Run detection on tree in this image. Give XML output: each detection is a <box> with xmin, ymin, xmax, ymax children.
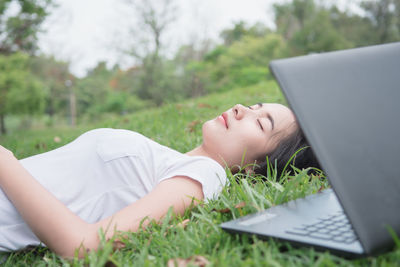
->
<box><xmin>0</xmin><ymin>53</ymin><xmax>46</xmax><ymax>134</ymax></box>
<box><xmin>220</xmin><ymin>21</ymin><xmax>270</xmax><ymax>46</ymax></box>
<box><xmin>173</xmin><ymin>43</ymin><xmax>213</xmax><ymax>98</ymax></box>
<box><xmin>329</xmin><ymin>6</ymin><xmax>377</xmax><ymax>47</ymax></box>
<box><xmin>0</xmin><ymin>0</ymin><xmax>54</xmax><ymax>55</ymax></box>
<box><xmin>30</xmin><ymin>55</ymin><xmax>72</xmax><ymax>119</ymax></box>
<box><xmin>74</xmin><ymin>63</ymin><xmax>152</xmax><ymax>117</ymax></box>
<box><xmin>272</xmin><ymin>0</ymin><xmax>400</xmax><ymax>53</ymax></box>
<box><xmin>74</xmin><ymin>62</ymin><xmax>115</xmax><ymax>116</ymax></box>
<box><xmin>0</xmin><ymin>0</ymin><xmax>53</xmax><ymax>133</ymax></box>
<box><xmin>273</xmin><ymin>0</ymin><xmax>352</xmax><ymax>55</ymax></box>
<box><xmin>273</xmin><ymin>0</ymin><xmax>315</xmax><ymax>41</ymax></box>
<box><xmin>289</xmin><ymin>9</ymin><xmax>352</xmax><ymax>54</ymax></box>
<box><xmin>360</xmin><ymin>0</ymin><xmax>400</xmax><ymax>43</ymax></box>
<box><xmin>203</xmin><ymin>34</ymin><xmax>289</xmax><ymax>92</ymax></box>
<box><xmin>123</xmin><ymin>0</ymin><xmax>179</xmax><ymax>105</ymax></box>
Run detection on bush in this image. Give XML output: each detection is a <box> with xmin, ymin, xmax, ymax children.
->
<box><xmin>201</xmin><ymin>34</ymin><xmax>289</xmax><ymax>92</ymax></box>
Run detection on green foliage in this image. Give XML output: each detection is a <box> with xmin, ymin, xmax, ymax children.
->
<box><xmin>273</xmin><ymin>0</ymin><xmax>400</xmax><ymax>55</ymax></box>
<box><xmin>203</xmin><ymin>45</ymin><xmax>227</xmax><ymax>62</ymax></box>
<box><xmin>203</xmin><ymin>34</ymin><xmax>288</xmax><ymax>92</ymax></box>
<box><xmin>29</xmin><ymin>55</ymin><xmax>72</xmax><ymax>117</ymax></box>
<box><xmin>361</xmin><ymin>0</ymin><xmax>400</xmax><ymax>43</ymax></box>
<box><xmin>102</xmin><ymin>91</ymin><xmax>153</xmax><ymax>114</ymax></box>
<box><xmin>178</xmin><ymin>60</ymin><xmax>209</xmax><ymax>98</ymax></box>
<box><xmin>290</xmin><ymin>9</ymin><xmax>353</xmax><ymax>54</ymax></box>
<box><xmin>220</xmin><ymin>21</ymin><xmax>270</xmax><ymax>46</ymax></box>
<box><xmin>273</xmin><ymin>0</ymin><xmax>353</xmax><ymax>55</ymax></box>
<box><xmin>0</xmin><ymin>52</ymin><xmax>46</xmax><ymax>134</ymax></box>
<box><xmin>273</xmin><ymin>0</ymin><xmax>316</xmax><ymax>40</ymax></box>
<box><xmin>135</xmin><ymin>55</ymin><xmax>184</xmax><ymax>106</ymax></box>
<box><xmin>73</xmin><ymin>62</ymin><xmax>156</xmax><ymax>120</ymax></box>
<box><xmin>75</xmin><ymin>62</ymin><xmax>116</xmax><ymax>116</ymax></box>
<box><xmin>329</xmin><ymin>6</ymin><xmax>377</xmax><ymax>47</ymax></box>
<box><xmin>0</xmin><ymin>0</ymin><xmax>54</xmax><ymax>55</ymax></box>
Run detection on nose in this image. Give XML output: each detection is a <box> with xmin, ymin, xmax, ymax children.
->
<box><xmin>233</xmin><ymin>104</ymin><xmax>248</xmax><ymax>120</ymax></box>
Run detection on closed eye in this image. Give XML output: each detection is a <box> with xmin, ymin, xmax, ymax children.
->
<box><xmin>248</xmin><ymin>104</ymin><xmax>274</xmax><ymax>131</ymax></box>
<box><xmin>257</xmin><ymin>119</ymin><xmax>264</xmax><ymax>131</ymax></box>
<box><xmin>248</xmin><ymin>106</ymin><xmax>264</xmax><ymax>131</ymax></box>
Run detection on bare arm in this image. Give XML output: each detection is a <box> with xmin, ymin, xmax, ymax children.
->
<box><xmin>0</xmin><ymin>145</ymin><xmax>203</xmax><ymax>258</ymax></box>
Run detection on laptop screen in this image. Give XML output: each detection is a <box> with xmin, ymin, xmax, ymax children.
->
<box><xmin>269</xmin><ymin>42</ymin><xmax>400</xmax><ymax>254</ymax></box>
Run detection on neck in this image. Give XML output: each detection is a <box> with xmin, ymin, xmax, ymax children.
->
<box><xmin>186</xmin><ymin>145</ymin><xmax>226</xmax><ymax>168</ymax></box>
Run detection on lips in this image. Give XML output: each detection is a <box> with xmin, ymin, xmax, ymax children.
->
<box><xmin>219</xmin><ymin>112</ymin><xmax>228</xmax><ymax>129</ymax></box>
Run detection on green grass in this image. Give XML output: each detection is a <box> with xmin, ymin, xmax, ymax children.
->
<box><xmin>1</xmin><ymin>81</ymin><xmax>399</xmax><ymax>266</ymax></box>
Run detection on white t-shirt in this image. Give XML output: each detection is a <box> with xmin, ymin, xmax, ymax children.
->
<box><xmin>0</xmin><ymin>128</ymin><xmax>227</xmax><ymax>252</ymax></box>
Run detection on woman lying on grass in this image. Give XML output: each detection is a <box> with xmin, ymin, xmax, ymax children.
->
<box><xmin>0</xmin><ymin>103</ymin><xmax>319</xmax><ymax>258</ymax></box>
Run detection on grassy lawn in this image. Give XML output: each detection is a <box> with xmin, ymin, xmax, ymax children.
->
<box><xmin>1</xmin><ymin>81</ymin><xmax>399</xmax><ymax>266</ymax></box>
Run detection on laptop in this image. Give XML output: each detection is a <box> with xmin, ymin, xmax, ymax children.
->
<box><xmin>220</xmin><ymin>42</ymin><xmax>400</xmax><ymax>257</ymax></box>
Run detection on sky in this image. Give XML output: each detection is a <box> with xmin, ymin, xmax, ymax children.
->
<box><xmin>38</xmin><ymin>0</ymin><xmax>276</xmax><ymax>77</ymax></box>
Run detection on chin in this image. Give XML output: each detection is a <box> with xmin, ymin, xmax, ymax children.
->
<box><xmin>201</xmin><ymin>120</ymin><xmax>213</xmax><ymax>143</ymax></box>
<box><xmin>202</xmin><ymin>121</ymin><xmax>224</xmax><ymax>149</ymax></box>
<box><xmin>202</xmin><ymin>119</ymin><xmax>215</xmax><ymax>135</ymax></box>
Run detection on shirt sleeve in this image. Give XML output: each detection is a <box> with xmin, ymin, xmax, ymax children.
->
<box><xmin>158</xmin><ymin>157</ymin><xmax>227</xmax><ymax>201</ymax></box>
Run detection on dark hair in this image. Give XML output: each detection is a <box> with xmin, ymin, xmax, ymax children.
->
<box><xmin>254</xmin><ymin>124</ymin><xmax>321</xmax><ymax>179</ymax></box>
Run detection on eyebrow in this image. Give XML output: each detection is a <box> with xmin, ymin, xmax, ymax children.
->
<box><xmin>257</xmin><ymin>103</ymin><xmax>274</xmax><ymax>130</ymax></box>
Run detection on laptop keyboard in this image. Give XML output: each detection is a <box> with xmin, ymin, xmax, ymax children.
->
<box><xmin>285</xmin><ymin>211</ymin><xmax>358</xmax><ymax>244</ymax></box>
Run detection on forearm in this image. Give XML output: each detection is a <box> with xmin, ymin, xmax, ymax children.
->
<box><xmin>0</xmin><ymin>153</ymin><xmax>97</xmax><ymax>257</ymax></box>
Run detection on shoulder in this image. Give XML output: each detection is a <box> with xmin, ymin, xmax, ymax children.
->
<box><xmin>158</xmin><ymin>156</ymin><xmax>227</xmax><ymax>201</ymax></box>
<box><xmin>93</xmin><ymin>128</ymin><xmax>164</xmax><ymax>160</ymax></box>
<box><xmin>78</xmin><ymin>128</ymin><xmax>154</xmax><ymax>148</ymax></box>
<box><xmin>79</xmin><ymin>128</ymin><xmax>144</xmax><ymax>140</ymax></box>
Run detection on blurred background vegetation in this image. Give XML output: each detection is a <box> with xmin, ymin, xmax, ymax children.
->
<box><xmin>0</xmin><ymin>0</ymin><xmax>399</xmax><ymax>135</ymax></box>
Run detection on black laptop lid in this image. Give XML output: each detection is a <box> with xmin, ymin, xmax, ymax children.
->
<box><xmin>269</xmin><ymin>42</ymin><xmax>400</xmax><ymax>254</ymax></box>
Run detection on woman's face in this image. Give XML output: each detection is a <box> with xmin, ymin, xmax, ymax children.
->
<box><xmin>202</xmin><ymin>103</ymin><xmax>296</xmax><ymax>168</ymax></box>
